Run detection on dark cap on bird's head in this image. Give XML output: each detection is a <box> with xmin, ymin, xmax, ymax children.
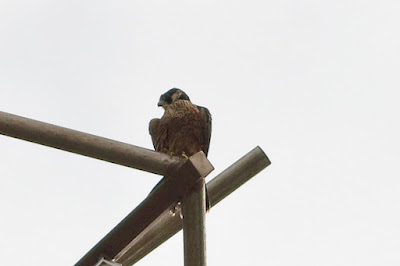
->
<box><xmin>158</xmin><ymin>88</ymin><xmax>190</xmax><ymax>109</ymax></box>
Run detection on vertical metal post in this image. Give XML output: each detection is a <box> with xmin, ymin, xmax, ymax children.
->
<box><xmin>182</xmin><ymin>179</ymin><xmax>206</xmax><ymax>266</ymax></box>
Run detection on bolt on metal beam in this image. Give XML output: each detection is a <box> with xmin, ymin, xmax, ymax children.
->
<box><xmin>0</xmin><ymin>111</ymin><xmax>175</xmax><ymax>175</ymax></box>
<box><xmin>114</xmin><ymin>146</ymin><xmax>271</xmax><ymax>265</ymax></box>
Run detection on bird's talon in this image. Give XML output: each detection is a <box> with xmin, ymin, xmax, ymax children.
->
<box><xmin>181</xmin><ymin>151</ymin><xmax>189</xmax><ymax>159</ymax></box>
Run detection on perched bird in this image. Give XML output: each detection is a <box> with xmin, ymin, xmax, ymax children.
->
<box><xmin>149</xmin><ymin>88</ymin><xmax>212</xmax><ymax>211</ymax></box>
<box><xmin>149</xmin><ymin>88</ymin><xmax>211</xmax><ymax>158</ymax></box>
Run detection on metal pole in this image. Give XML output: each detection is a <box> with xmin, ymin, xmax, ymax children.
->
<box><xmin>113</xmin><ymin>203</ymin><xmax>183</xmax><ymax>264</ymax></box>
<box><xmin>114</xmin><ymin>146</ymin><xmax>271</xmax><ymax>265</ymax></box>
<box><xmin>207</xmin><ymin>146</ymin><xmax>271</xmax><ymax>206</ymax></box>
<box><xmin>0</xmin><ymin>111</ymin><xmax>175</xmax><ymax>175</ymax></box>
<box><xmin>182</xmin><ymin>179</ymin><xmax>206</xmax><ymax>266</ymax></box>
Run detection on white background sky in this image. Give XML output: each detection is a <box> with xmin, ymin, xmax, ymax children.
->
<box><xmin>1</xmin><ymin>1</ymin><xmax>400</xmax><ymax>265</ymax></box>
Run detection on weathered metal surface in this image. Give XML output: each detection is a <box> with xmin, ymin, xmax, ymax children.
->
<box><xmin>207</xmin><ymin>146</ymin><xmax>271</xmax><ymax>206</ymax></box>
<box><xmin>75</xmin><ymin>152</ymin><xmax>213</xmax><ymax>266</ymax></box>
<box><xmin>0</xmin><ymin>111</ymin><xmax>175</xmax><ymax>175</ymax></box>
<box><xmin>114</xmin><ymin>146</ymin><xmax>271</xmax><ymax>265</ymax></box>
<box><xmin>0</xmin><ymin>111</ymin><xmax>271</xmax><ymax>266</ymax></box>
<box><xmin>182</xmin><ymin>179</ymin><xmax>207</xmax><ymax>266</ymax></box>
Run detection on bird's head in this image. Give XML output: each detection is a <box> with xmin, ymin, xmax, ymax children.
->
<box><xmin>157</xmin><ymin>88</ymin><xmax>190</xmax><ymax>110</ymax></box>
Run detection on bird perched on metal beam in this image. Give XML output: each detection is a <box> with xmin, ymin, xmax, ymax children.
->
<box><xmin>149</xmin><ymin>88</ymin><xmax>211</xmax><ymax>159</ymax></box>
<box><xmin>149</xmin><ymin>88</ymin><xmax>212</xmax><ymax>211</ymax></box>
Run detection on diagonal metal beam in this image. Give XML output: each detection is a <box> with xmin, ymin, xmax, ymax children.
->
<box><xmin>0</xmin><ymin>111</ymin><xmax>176</xmax><ymax>175</ymax></box>
<box><xmin>114</xmin><ymin>146</ymin><xmax>271</xmax><ymax>265</ymax></box>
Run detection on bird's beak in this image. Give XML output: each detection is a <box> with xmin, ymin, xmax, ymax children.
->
<box><xmin>157</xmin><ymin>100</ymin><xmax>165</xmax><ymax>107</ymax></box>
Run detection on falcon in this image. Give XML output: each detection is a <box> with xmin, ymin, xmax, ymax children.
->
<box><xmin>149</xmin><ymin>88</ymin><xmax>212</xmax><ymax>210</ymax></box>
<box><xmin>149</xmin><ymin>88</ymin><xmax>211</xmax><ymax>158</ymax></box>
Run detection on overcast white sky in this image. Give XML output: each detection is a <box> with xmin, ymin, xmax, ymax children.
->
<box><xmin>1</xmin><ymin>1</ymin><xmax>400</xmax><ymax>265</ymax></box>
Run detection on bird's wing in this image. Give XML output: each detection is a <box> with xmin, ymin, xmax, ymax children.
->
<box><xmin>149</xmin><ymin>118</ymin><xmax>160</xmax><ymax>150</ymax></box>
<box><xmin>197</xmin><ymin>105</ymin><xmax>212</xmax><ymax>156</ymax></box>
